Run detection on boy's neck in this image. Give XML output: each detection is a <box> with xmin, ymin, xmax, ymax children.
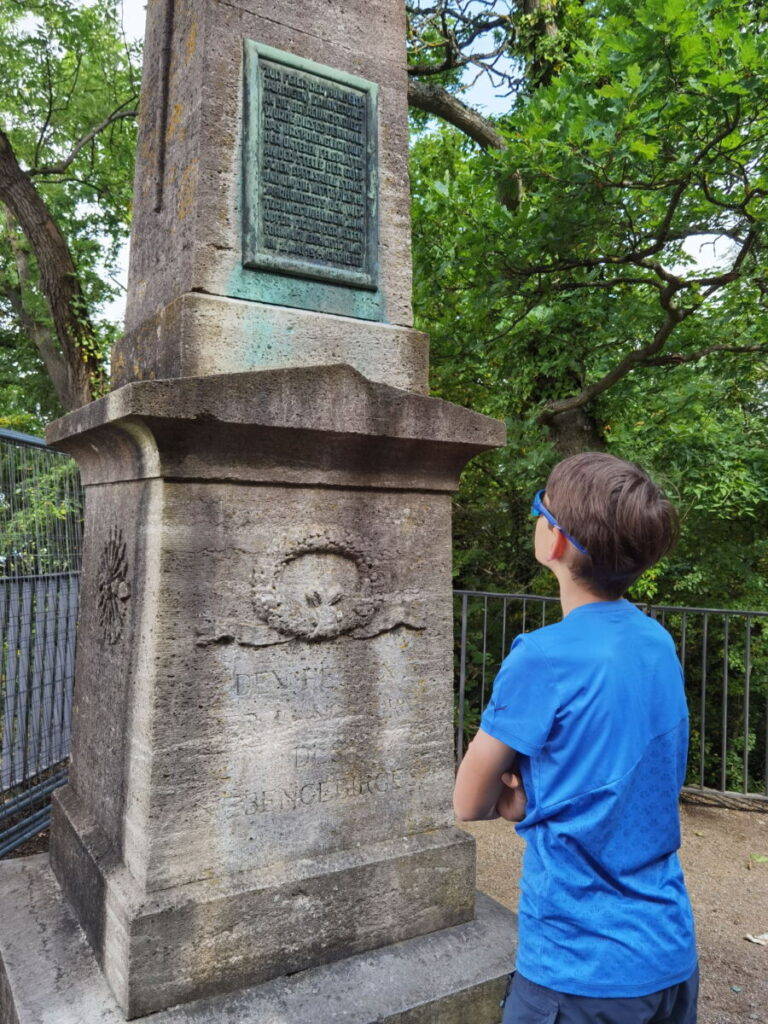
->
<box><xmin>557</xmin><ymin>575</ymin><xmax>612</xmax><ymax>617</ymax></box>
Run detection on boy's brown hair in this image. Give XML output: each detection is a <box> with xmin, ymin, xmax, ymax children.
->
<box><xmin>545</xmin><ymin>453</ymin><xmax>678</xmax><ymax>600</ymax></box>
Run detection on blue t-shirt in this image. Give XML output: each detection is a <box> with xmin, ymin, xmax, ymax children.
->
<box><xmin>480</xmin><ymin>599</ymin><xmax>697</xmax><ymax>997</ymax></box>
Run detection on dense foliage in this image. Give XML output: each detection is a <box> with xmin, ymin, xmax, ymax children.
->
<box><xmin>409</xmin><ymin>0</ymin><xmax>768</xmax><ymax>791</ymax></box>
<box><xmin>0</xmin><ymin>0</ymin><xmax>140</xmax><ymax>428</ymax></box>
<box><xmin>0</xmin><ymin>439</ymin><xmax>82</xmax><ymax>576</ymax></box>
<box><xmin>411</xmin><ymin>0</ymin><xmax>768</xmax><ymax>612</ymax></box>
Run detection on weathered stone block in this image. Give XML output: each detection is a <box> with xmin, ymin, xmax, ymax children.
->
<box><xmin>51</xmin><ymin>790</ymin><xmax>476</xmax><ymax>1017</ymax></box>
<box><xmin>0</xmin><ymin>855</ymin><xmax>517</xmax><ymax>1024</ymax></box>
<box><xmin>111</xmin><ymin>293</ymin><xmax>429</xmax><ymax>392</ymax></box>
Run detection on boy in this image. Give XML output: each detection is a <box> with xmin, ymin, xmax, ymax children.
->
<box><xmin>454</xmin><ymin>453</ymin><xmax>697</xmax><ymax>1024</ymax></box>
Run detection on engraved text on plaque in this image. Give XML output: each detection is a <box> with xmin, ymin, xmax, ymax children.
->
<box><xmin>243</xmin><ymin>42</ymin><xmax>378</xmax><ymax>290</ymax></box>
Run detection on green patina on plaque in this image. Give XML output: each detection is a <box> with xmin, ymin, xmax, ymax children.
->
<box><xmin>243</xmin><ymin>41</ymin><xmax>379</xmax><ymax>296</ymax></box>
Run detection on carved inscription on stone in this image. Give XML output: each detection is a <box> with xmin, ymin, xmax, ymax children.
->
<box><xmin>230</xmin><ymin>648</ymin><xmax>433</xmax><ymax>727</ymax></box>
<box><xmin>246</xmin><ymin>763</ymin><xmax>417</xmax><ymax>815</ymax></box>
<box><xmin>97</xmin><ymin>526</ymin><xmax>131</xmax><ymax>644</ymax></box>
<box><xmin>243</xmin><ymin>42</ymin><xmax>378</xmax><ymax>289</ymax></box>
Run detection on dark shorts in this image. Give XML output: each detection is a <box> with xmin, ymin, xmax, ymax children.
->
<box><xmin>501</xmin><ymin>968</ymin><xmax>699</xmax><ymax>1024</ymax></box>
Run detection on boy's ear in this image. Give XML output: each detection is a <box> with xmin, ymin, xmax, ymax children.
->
<box><xmin>546</xmin><ymin>529</ymin><xmax>569</xmax><ymax>562</ymax></box>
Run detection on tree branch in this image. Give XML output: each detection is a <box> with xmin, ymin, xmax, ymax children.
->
<box><xmin>408</xmin><ymin>45</ymin><xmax>510</xmax><ymax>77</ymax></box>
<box><xmin>536</xmin><ymin>285</ymin><xmax>688</xmax><ymax>423</ymax></box>
<box><xmin>503</xmin><ymin>229</ymin><xmax>699</xmax><ymax>279</ymax></box>
<box><xmin>29</xmin><ymin>103</ymin><xmax>137</xmax><ymax>177</ymax></box>
<box><xmin>635</xmin><ymin>259</ymin><xmax>684</xmax><ymax>286</ymax></box>
<box><xmin>408</xmin><ymin>54</ymin><xmax>473</xmax><ymax>77</ymax></box>
<box><xmin>694</xmin><ymin>227</ymin><xmax>758</xmax><ymax>298</ymax></box>
<box><xmin>407</xmin><ymin>15</ymin><xmax>510</xmax><ymax>77</ymax></box>
<box><xmin>644</xmin><ymin>342</ymin><xmax>768</xmax><ymax>366</ymax></box>
<box><xmin>1</xmin><ymin>279</ymin><xmax>72</xmax><ymax>403</ymax></box>
<box><xmin>546</xmin><ymin>275</ymin><xmax>664</xmax><ymax>293</ymax></box>
<box><xmin>653</xmin><ymin>180</ymin><xmax>687</xmax><ymax>245</ymax></box>
<box><xmin>408</xmin><ymin>79</ymin><xmax>508</xmax><ymax>150</ymax></box>
<box><xmin>536</xmin><ymin>221</ymin><xmax>762</xmax><ymax>422</ymax></box>
<box><xmin>34</xmin><ymin>40</ymin><xmax>57</xmax><ymax>169</ymax></box>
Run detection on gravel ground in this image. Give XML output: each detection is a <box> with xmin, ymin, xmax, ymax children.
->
<box><xmin>460</xmin><ymin>800</ymin><xmax>768</xmax><ymax>1024</ymax></box>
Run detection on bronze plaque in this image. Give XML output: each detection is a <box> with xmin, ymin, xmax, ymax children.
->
<box><xmin>243</xmin><ymin>42</ymin><xmax>378</xmax><ymax>290</ymax></box>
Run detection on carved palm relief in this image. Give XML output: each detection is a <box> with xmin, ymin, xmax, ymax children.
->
<box><xmin>97</xmin><ymin>526</ymin><xmax>131</xmax><ymax>644</ymax></box>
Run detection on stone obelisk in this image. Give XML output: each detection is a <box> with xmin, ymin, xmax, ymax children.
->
<box><xmin>0</xmin><ymin>1</ymin><xmax>517</xmax><ymax>1021</ymax></box>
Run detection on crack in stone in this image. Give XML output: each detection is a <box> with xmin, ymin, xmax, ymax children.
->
<box><xmin>195</xmin><ymin>618</ymin><xmax>425</xmax><ymax>651</ymax></box>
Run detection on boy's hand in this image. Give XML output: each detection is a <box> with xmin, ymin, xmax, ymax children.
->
<box><xmin>496</xmin><ymin>771</ymin><xmax>527</xmax><ymax>822</ymax></box>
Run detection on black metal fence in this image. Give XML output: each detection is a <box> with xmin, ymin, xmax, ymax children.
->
<box><xmin>0</xmin><ymin>429</ymin><xmax>83</xmax><ymax>855</ymax></box>
<box><xmin>454</xmin><ymin>590</ymin><xmax>768</xmax><ymax>804</ymax></box>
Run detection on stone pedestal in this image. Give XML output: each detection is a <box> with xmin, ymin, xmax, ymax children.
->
<box><xmin>0</xmin><ymin>855</ymin><xmax>515</xmax><ymax>1024</ymax></box>
<box><xmin>114</xmin><ymin>293</ymin><xmax>429</xmax><ymax>393</ymax></box>
<box><xmin>0</xmin><ymin>366</ymin><xmax>517</xmax><ymax>1021</ymax></box>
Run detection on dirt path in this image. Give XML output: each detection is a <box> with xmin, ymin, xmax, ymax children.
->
<box><xmin>461</xmin><ymin>801</ymin><xmax>768</xmax><ymax>1023</ymax></box>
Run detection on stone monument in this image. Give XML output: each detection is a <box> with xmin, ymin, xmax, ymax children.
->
<box><xmin>0</xmin><ymin>1</ymin><xmax>517</xmax><ymax>1021</ymax></box>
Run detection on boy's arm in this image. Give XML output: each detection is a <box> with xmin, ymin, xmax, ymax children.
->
<box><xmin>453</xmin><ymin>729</ymin><xmax>521</xmax><ymax>822</ymax></box>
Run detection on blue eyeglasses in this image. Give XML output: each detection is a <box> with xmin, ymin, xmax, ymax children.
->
<box><xmin>531</xmin><ymin>490</ymin><xmax>589</xmax><ymax>556</ymax></box>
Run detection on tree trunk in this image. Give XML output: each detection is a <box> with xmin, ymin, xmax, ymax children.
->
<box><xmin>543</xmin><ymin>408</ymin><xmax>606</xmax><ymax>457</ymax></box>
<box><xmin>0</xmin><ymin>131</ymin><xmax>101</xmax><ymax>411</ymax></box>
<box><xmin>4</xmin><ymin>211</ymin><xmax>75</xmax><ymax>410</ymax></box>
<box><xmin>522</xmin><ymin>0</ymin><xmax>561</xmax><ymax>87</ymax></box>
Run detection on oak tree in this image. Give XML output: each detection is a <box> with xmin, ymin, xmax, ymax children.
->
<box><xmin>0</xmin><ymin>0</ymin><xmax>139</xmax><ymax>425</ymax></box>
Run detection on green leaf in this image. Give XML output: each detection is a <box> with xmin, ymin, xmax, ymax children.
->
<box><xmin>629</xmin><ymin>139</ymin><xmax>660</xmax><ymax>159</ymax></box>
<box><xmin>626</xmin><ymin>64</ymin><xmax>643</xmax><ymax>90</ymax></box>
<box><xmin>596</xmin><ymin>83</ymin><xmax>628</xmax><ymax>99</ymax></box>
<box><xmin>409</xmin><ymin>0</ymin><xmax>768</xmax><ymax>616</ymax></box>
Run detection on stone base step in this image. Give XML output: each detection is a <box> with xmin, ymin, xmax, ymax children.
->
<box><xmin>0</xmin><ymin>854</ymin><xmax>517</xmax><ymax>1024</ymax></box>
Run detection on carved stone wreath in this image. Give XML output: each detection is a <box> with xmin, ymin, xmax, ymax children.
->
<box><xmin>97</xmin><ymin>526</ymin><xmax>131</xmax><ymax>644</ymax></box>
<box><xmin>252</xmin><ymin>531</ymin><xmax>387</xmax><ymax>641</ymax></box>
